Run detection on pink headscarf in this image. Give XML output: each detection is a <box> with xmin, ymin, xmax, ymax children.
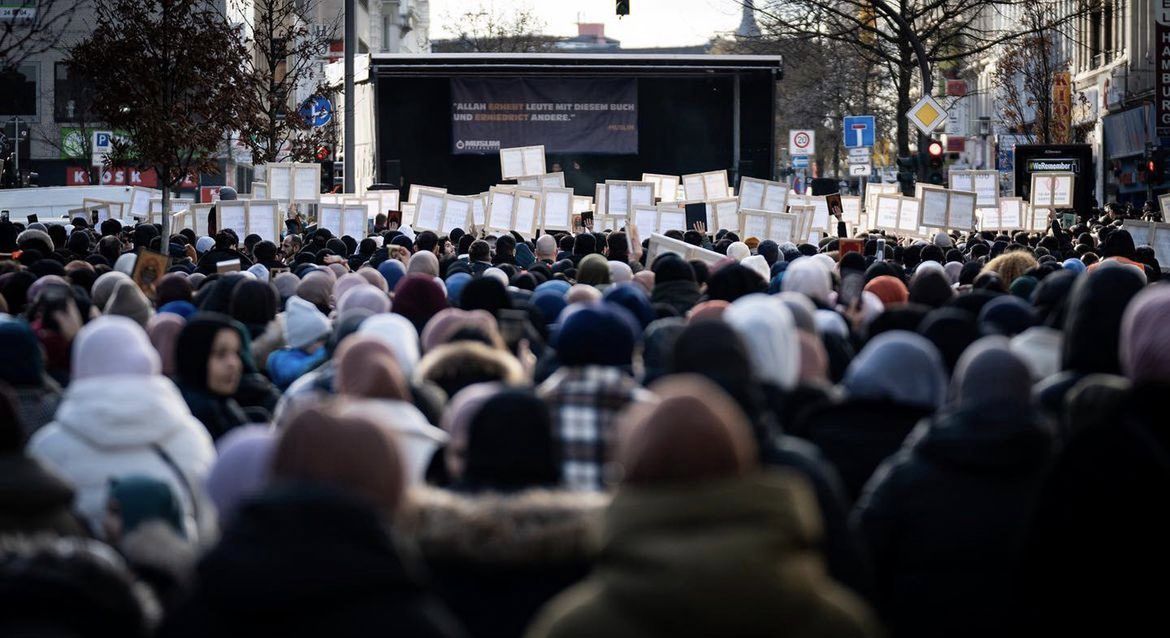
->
<box><xmin>147</xmin><ymin>313</ymin><xmax>186</xmax><ymax>377</ymax></box>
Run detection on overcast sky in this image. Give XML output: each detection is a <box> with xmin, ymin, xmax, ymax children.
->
<box><xmin>429</xmin><ymin>0</ymin><xmax>748</xmax><ymax>49</ymax></box>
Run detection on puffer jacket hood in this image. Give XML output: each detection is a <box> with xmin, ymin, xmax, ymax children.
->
<box><xmin>52</xmin><ymin>375</ymin><xmax>200</xmax><ymax>449</ymax></box>
<box><xmin>399</xmin><ymin>487</ymin><xmax>607</xmax><ymax>566</ymax></box>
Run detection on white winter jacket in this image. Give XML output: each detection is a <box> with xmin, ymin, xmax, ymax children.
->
<box><xmin>28</xmin><ymin>374</ymin><xmax>217</xmax><ymax>540</ymax></box>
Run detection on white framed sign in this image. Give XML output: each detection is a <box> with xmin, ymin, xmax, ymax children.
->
<box><xmin>1030</xmin><ymin>172</ymin><xmax>1075</xmax><ymax>208</ymax></box>
<box><xmin>499</xmin><ymin>145</ymin><xmax>545</xmax><ymax>181</ymax></box>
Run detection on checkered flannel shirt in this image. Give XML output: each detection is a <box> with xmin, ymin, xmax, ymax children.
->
<box><xmin>538</xmin><ymin>365</ymin><xmax>653</xmax><ymax>491</ymax></box>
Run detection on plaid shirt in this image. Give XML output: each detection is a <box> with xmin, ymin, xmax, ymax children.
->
<box><xmin>538</xmin><ymin>365</ymin><xmax>653</xmax><ymax>491</ymax></box>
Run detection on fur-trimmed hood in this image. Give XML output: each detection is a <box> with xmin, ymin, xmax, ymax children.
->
<box><xmin>399</xmin><ymin>486</ymin><xmax>608</xmax><ymax>566</ymax></box>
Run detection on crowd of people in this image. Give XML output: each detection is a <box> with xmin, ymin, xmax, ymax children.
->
<box><xmin>0</xmin><ymin>193</ymin><xmax>1167</xmax><ymax>637</ymax></box>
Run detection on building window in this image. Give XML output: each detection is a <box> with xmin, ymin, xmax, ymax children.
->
<box><xmin>0</xmin><ymin>63</ymin><xmax>37</xmax><ymax>119</ymax></box>
<box><xmin>1088</xmin><ymin>3</ymin><xmax>1101</xmax><ymax>66</ymax></box>
<box><xmin>54</xmin><ymin>63</ymin><xmax>101</xmax><ymax>123</ymax></box>
<box><xmin>1103</xmin><ymin>0</ymin><xmax>1113</xmax><ymax>60</ymax></box>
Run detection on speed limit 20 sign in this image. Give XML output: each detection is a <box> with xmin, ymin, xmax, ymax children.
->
<box><xmin>788</xmin><ymin>129</ymin><xmax>815</xmax><ymax>156</ymax></box>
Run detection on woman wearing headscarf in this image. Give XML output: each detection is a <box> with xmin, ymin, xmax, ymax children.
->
<box><xmin>334</xmin><ymin>334</ymin><xmax>448</xmax><ymax>484</ymax></box>
<box><xmin>649</xmin><ymin>253</ymin><xmax>700</xmax><ymax>316</ymax></box>
<box><xmin>415</xmin><ymin>341</ymin><xmax>526</xmax><ymax>400</ymax></box>
<box><xmin>28</xmin><ymin>316</ymin><xmax>216</xmax><ymax>540</ymax></box>
<box><xmin>393</xmin><ymin>273</ymin><xmax>449</xmax><ymax>333</ymax></box>
<box><xmin>159</xmin><ymin>405</ymin><xmax>465</xmax><ymax>638</ymax></box>
<box><xmin>1019</xmin><ymin>285</ymin><xmax>1170</xmax><ymax>636</ymax></box>
<box><xmin>669</xmin><ymin>320</ymin><xmax>871</xmax><ymax>598</ymax></box>
<box><xmin>724</xmin><ymin>295</ymin><xmax>804</xmax><ymax>428</ymax></box>
<box><xmin>400</xmin><ymin>390</ymin><xmax>607</xmax><ymax>638</ymax></box>
<box><xmin>228</xmin><ymin>279</ymin><xmax>280</xmax><ymax>341</ymax></box>
<box><xmin>1033</xmin><ymin>265</ymin><xmax>1145</xmax><ymax>428</ymax></box>
<box><xmin>854</xmin><ymin>338</ymin><xmax>1052</xmax><ymax>638</ymax></box>
<box><xmin>0</xmin><ymin>317</ymin><xmax>63</xmax><ymax>434</ymax></box>
<box><xmin>147</xmin><ymin>313</ymin><xmax>186</xmax><ymax>378</ymax></box>
<box><xmin>0</xmin><ymin>383</ymin><xmax>86</xmax><ymax>536</ymax></box>
<box><xmin>295</xmin><ymin>270</ymin><xmax>334</xmax><ymax>315</ymax></box>
<box><xmin>795</xmin><ymin>331</ymin><xmax>947</xmax><ymax>504</ymax></box>
<box><xmin>527</xmin><ymin>376</ymin><xmax>878</xmax><ymax>638</ymax></box>
<box><xmin>576</xmin><ymin>254</ymin><xmax>611</xmax><ymax>288</ymax></box>
<box><xmin>204</xmin><ymin>425</ymin><xmax>276</xmax><ymax>527</ymax></box>
<box><xmin>174</xmin><ymin>313</ymin><xmax>251</xmax><ymax>441</ymax></box>
<box><xmin>917</xmin><ymin>307</ymin><xmax>980</xmax><ymax>374</ymax></box>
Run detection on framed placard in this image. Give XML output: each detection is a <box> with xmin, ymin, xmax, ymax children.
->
<box><xmin>572</xmin><ymin>195</ymin><xmax>593</xmax><ymax>215</ymax></box>
<box><xmin>440</xmin><ymin>195</ymin><xmax>473</xmax><ymax>234</ymax></box>
<box><xmin>810</xmin><ymin>196</ymin><xmax>831</xmax><ymax>231</ymax></box>
<box><xmin>739</xmin><ymin>177</ymin><xmax>788</xmax><ymax>212</ymax></box>
<box><xmin>400</xmin><ymin>203</ymin><xmax>417</xmax><ymax>228</ymax></box>
<box><xmin>266</xmin><ymin>164</ymin><xmax>293</xmax><ymax>201</ymax></box>
<box><xmin>707</xmin><ymin>197</ymin><xmax>740</xmax><ymax>234</ymax></box>
<box><xmin>631</xmin><ymin>204</ymin><xmax>660</xmax><ymax>238</ymax></box>
<box><xmin>83</xmin><ymin>198</ymin><xmax>124</xmax><ymax>221</ymax></box>
<box><xmin>518</xmin><ymin>172</ymin><xmax>565</xmax><ymax>189</ymax></box>
<box><xmin>642</xmin><ymin>173</ymin><xmax>681</xmax><ymax>202</ymax></box>
<box><xmin>864</xmin><ymin>182</ymin><xmax>899</xmax><ymax>213</ymax></box>
<box><xmin>765</xmin><ymin>211</ymin><xmax>800</xmax><ymax>244</ymax></box>
<box><xmin>917</xmin><ymin>186</ymin><xmax>950</xmax><ymax>229</ymax></box>
<box><xmin>840</xmin><ymin>195</ymin><xmax>862</xmax><ymax>226</ymax></box>
<box><xmin>189</xmin><ymin>203</ymin><xmax>213</xmax><ymax>236</ymax></box>
<box><xmin>485</xmin><ymin>188</ymin><xmax>516</xmax><ymax>235</ymax></box>
<box><xmin>1030</xmin><ymin>172</ymin><xmax>1075</xmax><ymax>208</ymax></box>
<box><xmin>594</xmin><ymin>183</ymin><xmax>607</xmax><ymax>219</ymax></box>
<box><xmin>499</xmin><ymin>145</ymin><xmax>545</xmax><ymax>180</ymax></box>
<box><xmin>997</xmin><ymin>197</ymin><xmax>1024</xmax><ymax>230</ymax></box>
<box><xmin>471</xmin><ymin>193</ymin><xmax>488</xmax><ymax>228</ymax></box>
<box><xmin>1123</xmin><ymin>220</ymin><xmax>1153</xmax><ymax>248</ymax></box>
<box><xmin>646</xmin><ymin>232</ymin><xmax>725</xmax><ymax>267</ymax></box>
<box><xmin>949</xmin><ymin>170</ymin><xmax>999</xmax><ymax>208</ymax></box>
<box><xmin>874</xmin><ymin>195</ymin><xmax>903</xmax><ymax>232</ymax></box>
<box><xmin>413</xmin><ymin>190</ymin><xmax>446</xmax><ymax>231</ymax></box>
<box><xmin>216</xmin><ymin>200</ymin><xmax>249</xmax><ymax>238</ymax></box>
<box><xmin>947</xmin><ymin>190</ymin><xmax>977</xmax><ymax>231</ymax></box>
<box><xmin>291</xmin><ymin>163</ymin><xmax>321</xmax><ymax>202</ymax></box>
<box><xmin>681</xmin><ymin>170</ymin><xmax>729</xmax><ymax>201</ymax></box>
<box><xmin>246</xmin><ymin>199</ymin><xmax>281</xmax><ymax>242</ymax></box>
<box><xmin>540</xmin><ymin>187</ymin><xmax>573</xmax><ymax>232</ymax></box>
<box><xmin>125</xmin><ymin>187</ymin><xmax>154</xmax><ymax>218</ymax></box>
<box><xmin>791</xmin><ymin>204</ymin><xmax>815</xmax><ymax>240</ymax></box>
<box><xmin>605</xmin><ymin>180</ymin><xmax>632</xmax><ymax>217</ymax></box>
<box><xmin>252</xmin><ymin>181</ymin><xmax>268</xmax><ymax>199</ymax></box>
<box><xmin>1149</xmin><ymin>223</ymin><xmax>1170</xmax><ymax>266</ymax></box>
<box><xmin>408</xmin><ymin>184</ymin><xmax>447</xmax><ymax>204</ymax></box>
<box><xmin>739</xmin><ymin>209</ymin><xmax>769</xmax><ymax>240</ymax></box>
<box><xmin>512</xmin><ymin>191</ymin><xmax>540</xmax><ymax>238</ymax></box>
<box><xmin>897</xmin><ymin>197</ymin><xmax>920</xmax><ymax>235</ymax></box>
<box><xmin>630</xmin><ymin>181</ymin><xmax>655</xmax><ymax>209</ymax></box>
<box><xmin>340</xmin><ymin>204</ymin><xmax>366</xmax><ymax>239</ymax></box>
<box><xmin>1160</xmin><ymin>193</ymin><xmax>1170</xmax><ymax>218</ymax></box>
<box><xmin>657</xmin><ymin>205</ymin><xmax>686</xmax><ymax>233</ymax></box>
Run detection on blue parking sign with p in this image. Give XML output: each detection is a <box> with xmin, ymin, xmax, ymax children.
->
<box><xmin>843</xmin><ymin>116</ymin><xmax>875</xmax><ymax>148</ymax></box>
<box><xmin>96</xmin><ymin>133</ymin><xmax>111</xmax><ymax>147</ymax></box>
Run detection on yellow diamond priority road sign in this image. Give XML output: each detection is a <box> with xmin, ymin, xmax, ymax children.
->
<box><xmin>908</xmin><ymin>95</ymin><xmax>947</xmax><ymax>136</ymax></box>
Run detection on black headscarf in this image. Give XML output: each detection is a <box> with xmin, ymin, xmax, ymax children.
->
<box><xmin>459</xmin><ymin>277</ymin><xmax>510</xmax><ymax>317</ymax></box>
<box><xmin>458</xmin><ymin>390</ymin><xmax>560</xmax><ymax>493</ymax></box>
<box><xmin>917</xmin><ymin>307</ymin><xmax>980</xmax><ymax>374</ymax></box>
<box><xmin>229</xmin><ymin>280</ymin><xmax>279</xmax><ymax>339</ymax></box>
<box><xmin>1061</xmin><ymin>266</ymin><xmax>1145</xmax><ymax>374</ymax></box>
<box><xmin>705</xmin><ymin>264</ymin><xmax>766</xmax><ymax>303</ymax></box>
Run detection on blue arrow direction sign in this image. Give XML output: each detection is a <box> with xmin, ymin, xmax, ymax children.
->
<box><xmin>792</xmin><ymin>155</ymin><xmax>809</xmax><ymax>168</ymax></box>
<box><xmin>299</xmin><ymin>95</ymin><xmax>334</xmax><ymax>128</ymax></box>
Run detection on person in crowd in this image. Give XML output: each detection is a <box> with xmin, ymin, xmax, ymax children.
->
<box><xmin>537</xmin><ymin>304</ymin><xmax>652</xmax><ymax>491</ymax></box>
<box><xmin>527</xmin><ymin>376</ymin><xmax>878</xmax><ymax>638</ymax></box>
<box><xmin>402</xmin><ymin>390</ymin><xmax>608</xmax><ymax>638</ymax></box>
<box><xmin>854</xmin><ymin>338</ymin><xmax>1052</xmax><ymax>638</ymax></box>
<box><xmin>796</xmin><ymin>331</ymin><xmax>947</xmax><ymax>504</ymax></box>
<box><xmin>28</xmin><ymin>316</ymin><xmax>216</xmax><ymax>540</ymax></box>
<box><xmin>160</xmin><ymin>405</ymin><xmax>466</xmax><ymax>638</ymax></box>
<box><xmin>0</xmin><ymin>382</ymin><xmax>86</xmax><ymax>536</ymax></box>
<box><xmin>0</xmin><ymin>317</ymin><xmax>63</xmax><ymax>434</ymax></box>
<box><xmin>174</xmin><ymin>314</ymin><xmax>250</xmax><ymax>440</ymax></box>
<box><xmin>266</xmin><ymin>296</ymin><xmax>331</xmax><ymax>390</ymax></box>
<box><xmin>1019</xmin><ymin>285</ymin><xmax>1170</xmax><ymax>635</ymax></box>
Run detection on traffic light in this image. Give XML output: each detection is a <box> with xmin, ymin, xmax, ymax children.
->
<box><xmin>313</xmin><ymin>144</ymin><xmax>333</xmax><ymax>192</ymax></box>
<box><xmin>1143</xmin><ymin>145</ymin><xmax>1165</xmax><ymax>182</ymax></box>
<box><xmin>616</xmin><ymin>0</ymin><xmax>630</xmax><ymax>16</ymax></box>
<box><xmin>925</xmin><ymin>139</ymin><xmax>944</xmax><ymax>185</ymax></box>
<box><xmin>896</xmin><ymin>155</ymin><xmax>917</xmax><ymax>196</ymax></box>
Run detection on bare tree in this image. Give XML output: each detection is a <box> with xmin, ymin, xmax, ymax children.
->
<box><xmin>0</xmin><ymin>0</ymin><xmax>80</xmax><ymax>68</ymax></box>
<box><xmin>751</xmin><ymin>0</ymin><xmax>1077</xmax><ymax>155</ymax></box>
<box><xmin>229</xmin><ymin>0</ymin><xmax>339</xmax><ymax>165</ymax></box>
<box><xmin>434</xmin><ymin>3</ymin><xmax>557</xmax><ymax>53</ymax></box>
<box><xmin>992</xmin><ymin>2</ymin><xmax>1085</xmax><ymax>144</ymax></box>
<box><xmin>69</xmin><ymin>0</ymin><xmax>254</xmax><ymax>239</ymax></box>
